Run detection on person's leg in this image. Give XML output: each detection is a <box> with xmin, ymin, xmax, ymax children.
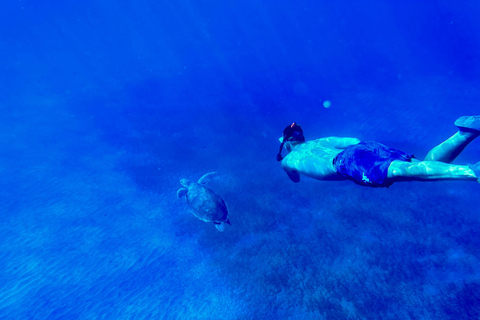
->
<box><xmin>424</xmin><ymin>116</ymin><xmax>480</xmax><ymax>163</ymax></box>
<box><xmin>388</xmin><ymin>160</ymin><xmax>479</xmax><ymax>182</ymax></box>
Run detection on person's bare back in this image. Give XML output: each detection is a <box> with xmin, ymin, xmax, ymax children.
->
<box><xmin>281</xmin><ymin>137</ymin><xmax>360</xmax><ymax>182</ymax></box>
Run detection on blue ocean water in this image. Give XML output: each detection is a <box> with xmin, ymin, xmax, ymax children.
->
<box><xmin>1</xmin><ymin>1</ymin><xmax>480</xmax><ymax>319</ymax></box>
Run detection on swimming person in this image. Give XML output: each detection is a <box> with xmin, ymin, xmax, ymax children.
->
<box><xmin>277</xmin><ymin>117</ymin><xmax>480</xmax><ymax>188</ymax></box>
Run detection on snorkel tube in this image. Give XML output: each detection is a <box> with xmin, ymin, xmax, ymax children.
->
<box><xmin>277</xmin><ymin>138</ymin><xmax>285</xmax><ymax>161</ymax></box>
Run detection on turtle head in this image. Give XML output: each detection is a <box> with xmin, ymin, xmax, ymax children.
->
<box><xmin>180</xmin><ymin>179</ymin><xmax>193</xmax><ymax>187</ymax></box>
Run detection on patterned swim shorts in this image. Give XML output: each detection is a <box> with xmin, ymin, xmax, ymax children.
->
<box><xmin>333</xmin><ymin>141</ymin><xmax>413</xmax><ymax>188</ymax></box>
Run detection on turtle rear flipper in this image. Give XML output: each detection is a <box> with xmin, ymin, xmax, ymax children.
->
<box><xmin>177</xmin><ymin>188</ymin><xmax>188</xmax><ymax>198</ymax></box>
<box><xmin>198</xmin><ymin>172</ymin><xmax>218</xmax><ymax>185</ymax></box>
<box><xmin>214</xmin><ymin>221</ymin><xmax>226</xmax><ymax>232</ymax></box>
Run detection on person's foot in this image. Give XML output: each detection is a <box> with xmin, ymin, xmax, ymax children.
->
<box><xmin>468</xmin><ymin>161</ymin><xmax>480</xmax><ymax>183</ymax></box>
<box><xmin>455</xmin><ymin>115</ymin><xmax>480</xmax><ymax>133</ymax></box>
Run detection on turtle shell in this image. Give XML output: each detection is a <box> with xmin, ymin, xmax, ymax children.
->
<box><xmin>185</xmin><ymin>183</ymin><xmax>228</xmax><ymax>223</ymax></box>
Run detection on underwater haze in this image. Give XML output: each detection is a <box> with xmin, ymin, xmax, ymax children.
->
<box><xmin>2</xmin><ymin>1</ymin><xmax>480</xmax><ymax>319</ymax></box>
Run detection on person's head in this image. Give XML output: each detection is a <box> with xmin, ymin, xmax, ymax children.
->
<box><xmin>277</xmin><ymin>122</ymin><xmax>305</xmax><ymax>161</ymax></box>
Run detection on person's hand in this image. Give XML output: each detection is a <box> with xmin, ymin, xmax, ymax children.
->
<box><xmin>276</xmin><ymin>154</ymin><xmax>283</xmax><ymax>161</ymax></box>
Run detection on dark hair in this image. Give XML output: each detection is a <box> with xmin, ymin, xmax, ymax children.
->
<box><xmin>277</xmin><ymin>122</ymin><xmax>305</xmax><ymax>161</ymax></box>
<box><xmin>282</xmin><ymin>122</ymin><xmax>305</xmax><ymax>142</ymax></box>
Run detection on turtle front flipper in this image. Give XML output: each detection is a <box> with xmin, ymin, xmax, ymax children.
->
<box><xmin>177</xmin><ymin>188</ymin><xmax>188</xmax><ymax>198</ymax></box>
<box><xmin>198</xmin><ymin>172</ymin><xmax>218</xmax><ymax>185</ymax></box>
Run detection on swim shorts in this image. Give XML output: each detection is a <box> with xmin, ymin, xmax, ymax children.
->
<box><xmin>333</xmin><ymin>141</ymin><xmax>413</xmax><ymax>188</ymax></box>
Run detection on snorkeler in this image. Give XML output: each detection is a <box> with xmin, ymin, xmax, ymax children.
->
<box><xmin>277</xmin><ymin>117</ymin><xmax>480</xmax><ymax>188</ymax></box>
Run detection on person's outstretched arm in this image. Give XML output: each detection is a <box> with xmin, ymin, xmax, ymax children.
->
<box><xmin>325</xmin><ymin>137</ymin><xmax>361</xmax><ymax>149</ymax></box>
<box><xmin>282</xmin><ymin>161</ymin><xmax>301</xmax><ymax>182</ymax></box>
<box><xmin>285</xmin><ymin>168</ymin><xmax>300</xmax><ymax>182</ymax></box>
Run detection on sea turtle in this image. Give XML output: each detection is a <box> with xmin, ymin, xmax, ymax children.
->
<box><xmin>177</xmin><ymin>172</ymin><xmax>231</xmax><ymax>231</ymax></box>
